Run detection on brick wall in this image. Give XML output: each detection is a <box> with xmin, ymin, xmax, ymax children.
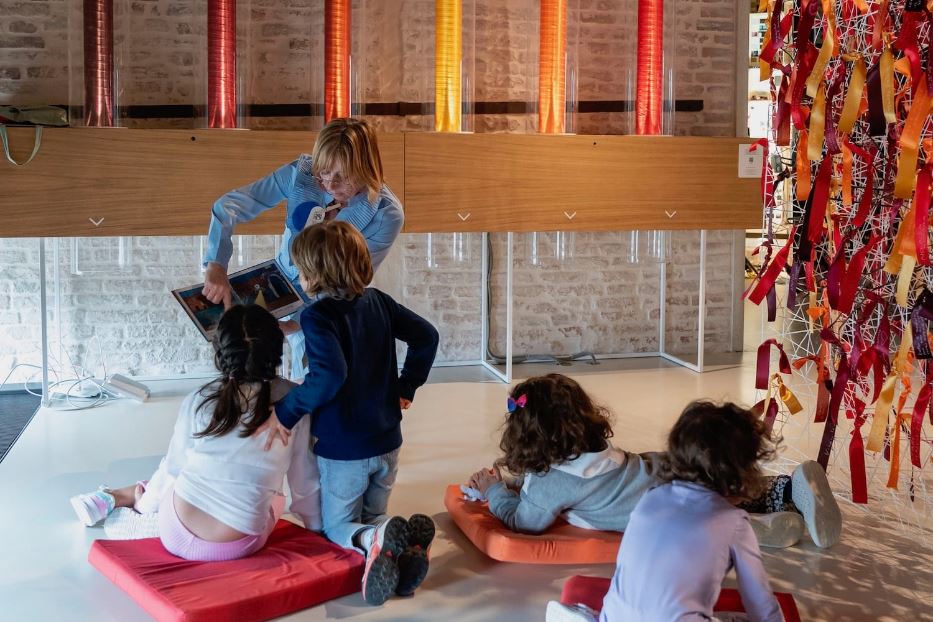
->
<box><xmin>0</xmin><ymin>0</ymin><xmax>742</xmax><ymax>382</ymax></box>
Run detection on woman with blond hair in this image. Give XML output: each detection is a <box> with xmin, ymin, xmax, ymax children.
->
<box><xmin>200</xmin><ymin>117</ymin><xmax>403</xmax><ymax>373</ymax></box>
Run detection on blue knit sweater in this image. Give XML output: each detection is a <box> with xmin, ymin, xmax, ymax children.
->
<box><xmin>274</xmin><ymin>288</ymin><xmax>439</xmax><ymax>460</ymax></box>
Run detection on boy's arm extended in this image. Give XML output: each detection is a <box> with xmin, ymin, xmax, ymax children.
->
<box><xmin>274</xmin><ymin>311</ymin><xmax>348</xmax><ymax>428</ymax></box>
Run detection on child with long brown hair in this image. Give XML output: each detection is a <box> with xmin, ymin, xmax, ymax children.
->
<box><xmin>597</xmin><ymin>400</ymin><xmax>785</xmax><ymax>622</ymax></box>
<box><xmin>70</xmin><ymin>304</ymin><xmax>320</xmax><ymax>562</ymax></box>
<box><xmin>467</xmin><ymin>374</ymin><xmax>662</xmax><ymax>534</ymax></box>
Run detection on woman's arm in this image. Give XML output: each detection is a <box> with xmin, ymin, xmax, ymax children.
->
<box><xmin>203</xmin><ymin>161</ymin><xmax>295</xmax><ymax>269</ymax></box>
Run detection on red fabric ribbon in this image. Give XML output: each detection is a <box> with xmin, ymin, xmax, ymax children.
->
<box><xmin>746</xmin><ymin>227</ymin><xmax>797</xmax><ymax>306</ymax></box>
<box><xmin>849</xmin><ymin>400</ymin><xmax>869</xmax><ymax>503</ymax></box>
<box><xmin>756</xmin><ymin>339</ymin><xmax>792</xmax><ymax>390</ymax></box>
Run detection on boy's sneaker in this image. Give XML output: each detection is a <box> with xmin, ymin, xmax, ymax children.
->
<box><xmin>361</xmin><ymin>516</ymin><xmax>409</xmax><ymax>606</ymax></box>
<box><xmin>791</xmin><ymin>460</ymin><xmax>842</xmax><ymax>548</ymax></box>
<box><xmin>545</xmin><ymin>601</ymin><xmax>599</xmax><ymax>622</ymax></box>
<box><xmin>70</xmin><ymin>487</ymin><xmax>116</xmax><ymax>526</ymax></box>
<box><xmin>396</xmin><ymin>513</ymin><xmax>435</xmax><ymax>596</ymax></box>
<box><xmin>749</xmin><ymin>511</ymin><xmax>804</xmax><ymax>548</ymax></box>
<box><xmin>103</xmin><ymin>507</ymin><xmax>160</xmax><ymax>540</ymax></box>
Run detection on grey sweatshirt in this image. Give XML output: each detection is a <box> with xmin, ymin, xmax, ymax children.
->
<box><xmin>485</xmin><ymin>446</ymin><xmax>662</xmax><ymax>534</ymax></box>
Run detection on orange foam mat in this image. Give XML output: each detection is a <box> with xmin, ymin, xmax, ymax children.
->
<box><xmin>444</xmin><ymin>484</ymin><xmax>622</xmax><ymax>564</ymax></box>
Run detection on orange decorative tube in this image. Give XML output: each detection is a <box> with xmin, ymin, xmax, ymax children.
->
<box><xmin>538</xmin><ymin>0</ymin><xmax>567</xmax><ymax>134</ymax></box>
<box><xmin>636</xmin><ymin>0</ymin><xmax>663</xmax><ymax>135</ymax></box>
<box><xmin>435</xmin><ymin>0</ymin><xmax>462</xmax><ymax>132</ymax></box>
<box><xmin>325</xmin><ymin>0</ymin><xmax>351</xmax><ymax>122</ymax></box>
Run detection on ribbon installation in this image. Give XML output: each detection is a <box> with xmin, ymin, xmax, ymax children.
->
<box><xmin>747</xmin><ymin>0</ymin><xmax>932</xmax><ymax>529</ymax></box>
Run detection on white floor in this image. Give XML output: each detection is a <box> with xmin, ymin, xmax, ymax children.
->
<box><xmin>2</xmin><ymin>354</ymin><xmax>931</xmax><ymax>622</ymax></box>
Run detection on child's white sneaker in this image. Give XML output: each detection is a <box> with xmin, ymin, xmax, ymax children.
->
<box><xmin>546</xmin><ymin>600</ymin><xmax>599</xmax><ymax>622</ymax></box>
<box><xmin>791</xmin><ymin>460</ymin><xmax>842</xmax><ymax>548</ymax></box>
<box><xmin>749</xmin><ymin>511</ymin><xmax>805</xmax><ymax>548</ymax></box>
<box><xmin>70</xmin><ymin>487</ymin><xmax>116</xmax><ymax>526</ymax></box>
<box><xmin>103</xmin><ymin>507</ymin><xmax>160</xmax><ymax>540</ymax></box>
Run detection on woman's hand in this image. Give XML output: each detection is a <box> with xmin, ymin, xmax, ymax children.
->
<box><xmin>279</xmin><ymin>319</ymin><xmax>301</xmax><ymax>336</ymax></box>
<box><xmin>468</xmin><ymin>467</ymin><xmax>501</xmax><ymax>495</ymax></box>
<box><xmin>258</xmin><ymin>409</ymin><xmax>291</xmax><ymax>450</ymax></box>
<box><xmin>203</xmin><ymin>262</ymin><xmax>233</xmax><ymax>308</ymax></box>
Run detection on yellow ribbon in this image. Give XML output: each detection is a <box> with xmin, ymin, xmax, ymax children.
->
<box><xmin>880</xmin><ymin>44</ymin><xmax>897</xmax><ymax>124</ymax></box>
<box><xmin>883</xmin><ymin>203</ymin><xmax>917</xmax><ymax>307</ymax></box>
<box><xmin>808</xmin><ymin>83</ymin><xmax>826</xmax><ymax>161</ymax></box>
<box><xmin>806</xmin><ymin>18</ymin><xmax>835</xmax><ymax>98</ymax></box>
<box><xmin>838</xmin><ymin>57</ymin><xmax>866</xmax><ymax>135</ymax></box>
<box><xmin>894</xmin><ymin>74</ymin><xmax>933</xmax><ymax>199</ymax></box>
<box><xmin>887</xmin><ymin>351</ymin><xmax>915</xmax><ymax>489</ymax></box>
<box><xmin>867</xmin><ymin>323</ymin><xmax>912</xmax><ymax>451</ymax></box>
<box><xmin>896</xmin><ymin>255</ymin><xmax>917</xmax><ymax>308</ymax></box>
<box><xmin>774</xmin><ymin>376</ymin><xmax>803</xmax><ymax>414</ymax></box>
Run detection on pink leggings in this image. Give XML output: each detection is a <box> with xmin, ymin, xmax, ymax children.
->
<box><xmin>157</xmin><ymin>489</ymin><xmax>284</xmax><ymax>562</ymax></box>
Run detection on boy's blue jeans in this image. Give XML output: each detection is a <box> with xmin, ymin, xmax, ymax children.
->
<box><xmin>316</xmin><ymin>448</ymin><xmax>400</xmax><ymax>555</ymax></box>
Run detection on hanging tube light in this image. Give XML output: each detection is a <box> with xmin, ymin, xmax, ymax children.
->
<box><xmin>538</xmin><ymin>0</ymin><xmax>567</xmax><ymax>134</ymax></box>
<box><xmin>435</xmin><ymin>0</ymin><xmax>462</xmax><ymax>132</ymax></box>
<box><xmin>83</xmin><ymin>0</ymin><xmax>115</xmax><ymax>127</ymax></box>
<box><xmin>207</xmin><ymin>0</ymin><xmax>237</xmax><ymax>129</ymax></box>
<box><xmin>325</xmin><ymin>0</ymin><xmax>351</xmax><ymax>121</ymax></box>
<box><xmin>635</xmin><ymin>0</ymin><xmax>663</xmax><ymax>135</ymax></box>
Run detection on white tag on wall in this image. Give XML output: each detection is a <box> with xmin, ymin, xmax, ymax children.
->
<box><xmin>738</xmin><ymin>144</ymin><xmax>763</xmax><ymax>178</ymax></box>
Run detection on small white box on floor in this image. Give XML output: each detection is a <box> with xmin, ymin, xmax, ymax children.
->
<box><xmin>104</xmin><ymin>374</ymin><xmax>150</xmax><ymax>402</ymax></box>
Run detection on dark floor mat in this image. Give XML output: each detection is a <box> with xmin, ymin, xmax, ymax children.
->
<box><xmin>0</xmin><ymin>391</ymin><xmax>41</xmax><ymax>463</ymax></box>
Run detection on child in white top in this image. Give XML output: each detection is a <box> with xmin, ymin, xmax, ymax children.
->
<box><xmin>70</xmin><ymin>304</ymin><xmax>320</xmax><ymax>561</ymax></box>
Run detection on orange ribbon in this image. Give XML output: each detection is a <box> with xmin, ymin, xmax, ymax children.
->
<box><xmin>841</xmin><ymin>143</ymin><xmax>853</xmax><ymax>207</ymax></box>
<box><xmin>796</xmin><ymin>130</ymin><xmax>811</xmax><ymax>201</ymax></box>
<box><xmin>894</xmin><ymin>74</ymin><xmax>933</xmax><ymax>199</ymax></box>
<box><xmin>808</xmin><ymin>83</ymin><xmax>826</xmax><ymax>161</ymax></box>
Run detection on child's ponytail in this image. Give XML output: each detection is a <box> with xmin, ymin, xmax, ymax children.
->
<box><xmin>195</xmin><ymin>305</ymin><xmax>284</xmax><ymax>439</ymax></box>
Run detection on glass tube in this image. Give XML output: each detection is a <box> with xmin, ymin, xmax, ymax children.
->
<box><xmin>537</xmin><ymin>0</ymin><xmax>578</xmax><ymax>134</ymax></box>
<box><xmin>68</xmin><ymin>0</ymin><xmax>128</xmax><ymax>127</ymax></box>
<box><xmin>633</xmin><ymin>0</ymin><xmax>675</xmax><ymax>135</ymax></box>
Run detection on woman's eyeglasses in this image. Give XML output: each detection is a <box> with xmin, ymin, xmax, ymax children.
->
<box><xmin>314</xmin><ymin>174</ymin><xmax>352</xmax><ymax>189</ymax></box>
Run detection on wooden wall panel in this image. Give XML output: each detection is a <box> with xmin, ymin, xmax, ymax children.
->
<box><xmin>0</xmin><ymin>128</ymin><xmax>760</xmax><ymax>237</ymax></box>
<box><xmin>0</xmin><ymin>128</ymin><xmax>405</xmax><ymax>237</ymax></box>
<box><xmin>403</xmin><ymin>133</ymin><xmax>762</xmax><ymax>231</ymax></box>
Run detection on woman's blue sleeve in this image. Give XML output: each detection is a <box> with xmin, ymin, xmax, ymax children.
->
<box><xmin>203</xmin><ymin>161</ymin><xmax>297</xmax><ymax>268</ymax></box>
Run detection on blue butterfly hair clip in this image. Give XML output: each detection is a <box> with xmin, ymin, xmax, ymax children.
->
<box><xmin>507</xmin><ymin>394</ymin><xmax>528</xmax><ymax>413</ymax></box>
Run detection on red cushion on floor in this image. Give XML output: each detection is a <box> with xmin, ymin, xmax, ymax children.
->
<box><xmin>88</xmin><ymin>519</ymin><xmax>364</xmax><ymax>622</ymax></box>
<box><xmin>559</xmin><ymin>575</ymin><xmax>802</xmax><ymax>622</ymax></box>
<box><xmin>444</xmin><ymin>484</ymin><xmax>622</xmax><ymax>564</ymax></box>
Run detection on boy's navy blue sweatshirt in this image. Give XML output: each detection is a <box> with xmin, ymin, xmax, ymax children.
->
<box><xmin>274</xmin><ymin>288</ymin><xmax>439</xmax><ymax>461</ymax></box>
